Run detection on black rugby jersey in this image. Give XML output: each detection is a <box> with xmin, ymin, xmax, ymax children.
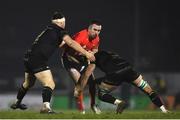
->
<box><xmin>94</xmin><ymin>51</ymin><xmax>131</xmax><ymax>75</ymax></box>
<box><xmin>26</xmin><ymin>23</ymin><xmax>68</xmax><ymax>62</ymax></box>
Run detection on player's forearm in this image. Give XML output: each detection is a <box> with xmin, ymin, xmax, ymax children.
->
<box><xmin>63</xmin><ymin>35</ymin><xmax>88</xmax><ymax>56</ymax></box>
<box><xmin>70</xmin><ymin>40</ymin><xmax>88</xmax><ymax>56</ymax></box>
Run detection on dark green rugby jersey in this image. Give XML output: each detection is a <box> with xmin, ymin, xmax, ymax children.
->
<box><xmin>26</xmin><ymin>23</ymin><xmax>68</xmax><ymax>62</ymax></box>
<box><xmin>94</xmin><ymin>50</ymin><xmax>131</xmax><ymax>75</ymax></box>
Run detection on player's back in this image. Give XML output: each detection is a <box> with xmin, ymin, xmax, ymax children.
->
<box><xmin>26</xmin><ymin>23</ymin><xmax>66</xmax><ymax>61</ymax></box>
<box><xmin>94</xmin><ymin>50</ymin><xmax>130</xmax><ymax>75</ymax></box>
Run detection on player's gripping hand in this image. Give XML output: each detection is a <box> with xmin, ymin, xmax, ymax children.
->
<box><xmin>85</xmin><ymin>51</ymin><xmax>95</xmax><ymax>62</ymax></box>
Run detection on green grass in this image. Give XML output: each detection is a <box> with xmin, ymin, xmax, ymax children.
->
<box><xmin>0</xmin><ymin>110</ymin><xmax>180</xmax><ymax>119</ymax></box>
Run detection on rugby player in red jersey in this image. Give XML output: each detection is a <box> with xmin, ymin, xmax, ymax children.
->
<box><xmin>61</xmin><ymin>20</ymin><xmax>102</xmax><ymax>114</ymax></box>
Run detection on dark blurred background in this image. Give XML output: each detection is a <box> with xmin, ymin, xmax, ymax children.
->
<box><xmin>0</xmin><ymin>0</ymin><xmax>180</xmax><ymax>110</ymax></box>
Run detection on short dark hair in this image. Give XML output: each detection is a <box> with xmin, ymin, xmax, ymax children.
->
<box><xmin>52</xmin><ymin>11</ymin><xmax>65</xmax><ymax>20</ymax></box>
<box><xmin>89</xmin><ymin>19</ymin><xmax>102</xmax><ymax>26</ymax></box>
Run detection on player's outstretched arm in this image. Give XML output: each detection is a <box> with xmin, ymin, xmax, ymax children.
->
<box><xmin>62</xmin><ymin>35</ymin><xmax>95</xmax><ymax>62</ymax></box>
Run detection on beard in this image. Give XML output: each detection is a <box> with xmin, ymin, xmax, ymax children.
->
<box><xmin>89</xmin><ymin>34</ymin><xmax>97</xmax><ymax>40</ymax></box>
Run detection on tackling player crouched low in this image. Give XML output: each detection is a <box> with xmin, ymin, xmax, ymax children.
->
<box><xmin>75</xmin><ymin>50</ymin><xmax>170</xmax><ymax>114</ymax></box>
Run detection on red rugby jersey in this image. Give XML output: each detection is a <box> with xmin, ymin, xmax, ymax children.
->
<box><xmin>72</xmin><ymin>29</ymin><xmax>100</xmax><ymax>51</ymax></box>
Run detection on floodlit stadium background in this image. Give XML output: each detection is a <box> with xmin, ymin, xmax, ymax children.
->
<box><xmin>0</xmin><ymin>0</ymin><xmax>180</xmax><ymax>111</ymax></box>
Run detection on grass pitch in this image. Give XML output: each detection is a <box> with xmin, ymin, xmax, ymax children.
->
<box><xmin>0</xmin><ymin>109</ymin><xmax>180</xmax><ymax>119</ymax></box>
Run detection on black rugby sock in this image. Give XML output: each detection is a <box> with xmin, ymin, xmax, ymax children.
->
<box><xmin>149</xmin><ymin>91</ymin><xmax>163</xmax><ymax>107</ymax></box>
<box><xmin>42</xmin><ymin>86</ymin><xmax>53</xmax><ymax>102</ymax></box>
<box><xmin>17</xmin><ymin>85</ymin><xmax>28</xmax><ymax>104</ymax></box>
<box><xmin>98</xmin><ymin>92</ymin><xmax>116</xmax><ymax>104</ymax></box>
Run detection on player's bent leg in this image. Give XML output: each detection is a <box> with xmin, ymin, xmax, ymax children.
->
<box><xmin>79</xmin><ymin>64</ymin><xmax>95</xmax><ymax>90</ymax></box>
<box><xmin>133</xmin><ymin>75</ymin><xmax>169</xmax><ymax>113</ymax></box>
<box><xmin>69</xmin><ymin>68</ymin><xmax>81</xmax><ymax>83</ymax></box>
<box><xmin>98</xmin><ymin>82</ymin><xmax>126</xmax><ymax>114</ymax></box>
<box><xmin>11</xmin><ymin>72</ymin><xmax>36</xmax><ymax>110</ymax></box>
<box><xmin>34</xmin><ymin>70</ymin><xmax>56</xmax><ymax>114</ymax></box>
<box><xmin>133</xmin><ymin>75</ymin><xmax>152</xmax><ymax>93</ymax></box>
<box><xmin>68</xmin><ymin>69</ymin><xmax>81</xmax><ymax>96</ymax></box>
<box><xmin>68</xmin><ymin>68</ymin><xmax>86</xmax><ymax>113</ymax></box>
<box><xmin>74</xmin><ymin>65</ymin><xmax>97</xmax><ymax>113</ymax></box>
<box><xmin>73</xmin><ymin>65</ymin><xmax>94</xmax><ymax>98</ymax></box>
<box><xmin>23</xmin><ymin>72</ymin><xmax>36</xmax><ymax>89</ymax></box>
<box><xmin>35</xmin><ymin>70</ymin><xmax>55</xmax><ymax>89</ymax></box>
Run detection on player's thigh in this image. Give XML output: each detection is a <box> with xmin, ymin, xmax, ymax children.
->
<box><xmin>68</xmin><ymin>68</ymin><xmax>81</xmax><ymax>83</ymax></box>
<box><xmin>23</xmin><ymin>72</ymin><xmax>36</xmax><ymax>88</ymax></box>
<box><xmin>83</xmin><ymin>64</ymin><xmax>95</xmax><ymax>82</ymax></box>
<box><xmin>133</xmin><ymin>75</ymin><xmax>153</xmax><ymax>94</ymax></box>
<box><xmin>85</xmin><ymin>64</ymin><xmax>95</xmax><ymax>75</ymax></box>
<box><xmin>34</xmin><ymin>70</ymin><xmax>55</xmax><ymax>89</ymax></box>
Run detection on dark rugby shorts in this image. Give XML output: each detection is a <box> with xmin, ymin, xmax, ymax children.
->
<box><xmin>24</xmin><ymin>57</ymin><xmax>50</xmax><ymax>74</ymax></box>
<box><xmin>103</xmin><ymin>66</ymin><xmax>140</xmax><ymax>86</ymax></box>
<box><xmin>62</xmin><ymin>54</ymin><xmax>88</xmax><ymax>72</ymax></box>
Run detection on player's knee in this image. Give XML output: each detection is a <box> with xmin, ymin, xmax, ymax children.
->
<box><xmin>44</xmin><ymin>80</ymin><xmax>55</xmax><ymax>90</ymax></box>
<box><xmin>70</xmin><ymin>68</ymin><xmax>79</xmax><ymax>75</ymax></box>
<box><xmin>135</xmin><ymin>77</ymin><xmax>154</xmax><ymax>94</ymax></box>
<box><xmin>49</xmin><ymin>81</ymin><xmax>55</xmax><ymax>90</ymax></box>
<box><xmin>51</xmin><ymin>82</ymin><xmax>55</xmax><ymax>90</ymax></box>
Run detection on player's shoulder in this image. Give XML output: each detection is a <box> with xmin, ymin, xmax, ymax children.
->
<box><xmin>78</xmin><ymin>29</ymin><xmax>88</xmax><ymax>35</ymax></box>
<box><xmin>47</xmin><ymin>23</ymin><xmax>67</xmax><ymax>33</ymax></box>
<box><xmin>73</xmin><ymin>29</ymin><xmax>87</xmax><ymax>39</ymax></box>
